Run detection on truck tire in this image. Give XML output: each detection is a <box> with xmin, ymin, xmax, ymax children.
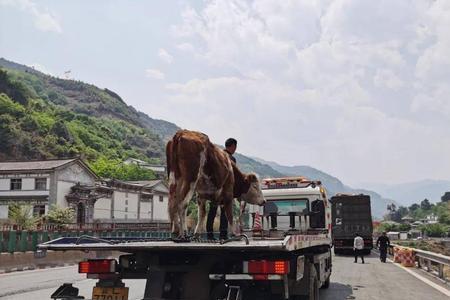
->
<box><xmin>320</xmin><ymin>276</ymin><xmax>330</xmax><ymax>289</ymax></box>
<box><xmin>302</xmin><ymin>264</ymin><xmax>319</xmax><ymax>300</ymax></box>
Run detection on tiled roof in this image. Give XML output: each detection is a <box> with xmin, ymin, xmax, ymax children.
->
<box><xmin>126</xmin><ymin>180</ymin><xmax>164</xmax><ymax>187</ymax></box>
<box><xmin>0</xmin><ymin>158</ymin><xmax>77</xmax><ymax>172</ymax></box>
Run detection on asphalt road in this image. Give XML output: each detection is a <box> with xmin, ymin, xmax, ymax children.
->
<box><xmin>0</xmin><ymin>253</ymin><xmax>449</xmax><ymax>299</ymax></box>
<box><xmin>321</xmin><ymin>252</ymin><xmax>449</xmax><ymax>300</ymax></box>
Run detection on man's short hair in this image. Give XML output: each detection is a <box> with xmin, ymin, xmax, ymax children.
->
<box><xmin>225</xmin><ymin>138</ymin><xmax>237</xmax><ymax>148</ymax></box>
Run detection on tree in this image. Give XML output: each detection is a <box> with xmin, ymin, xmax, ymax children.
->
<box><xmin>8</xmin><ymin>204</ymin><xmax>38</xmax><ymax>230</ymax></box>
<box><xmin>421</xmin><ymin>223</ymin><xmax>448</xmax><ymax>237</ymax></box>
<box><xmin>441</xmin><ymin>192</ymin><xmax>450</xmax><ymax>203</ymax></box>
<box><xmin>46</xmin><ymin>205</ymin><xmax>75</xmax><ymax>224</ymax></box>
<box><xmin>89</xmin><ymin>156</ymin><xmax>156</xmax><ymax>181</ymax></box>
<box><xmin>420</xmin><ymin>198</ymin><xmax>432</xmax><ymax>210</ymax></box>
<box><xmin>397</xmin><ymin>206</ymin><xmax>409</xmax><ymax>218</ymax></box>
<box><xmin>408</xmin><ymin>203</ymin><xmax>420</xmax><ymax>212</ymax></box>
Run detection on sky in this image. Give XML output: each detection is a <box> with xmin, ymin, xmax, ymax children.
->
<box><xmin>1</xmin><ymin>0</ymin><xmax>450</xmax><ymax>186</ymax></box>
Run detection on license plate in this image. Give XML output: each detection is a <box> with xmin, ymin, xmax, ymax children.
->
<box><xmin>92</xmin><ymin>287</ymin><xmax>129</xmax><ymax>300</ymax></box>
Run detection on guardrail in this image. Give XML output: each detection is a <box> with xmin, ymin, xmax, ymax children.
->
<box><xmin>387</xmin><ymin>243</ymin><xmax>450</xmax><ymax>282</ymax></box>
<box><xmin>0</xmin><ymin>222</ymin><xmax>170</xmax><ymax>254</ymax></box>
<box><xmin>1</xmin><ymin>222</ymin><xmax>170</xmax><ymax>232</ymax></box>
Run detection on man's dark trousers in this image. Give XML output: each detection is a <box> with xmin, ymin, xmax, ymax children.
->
<box><xmin>206</xmin><ymin>204</ymin><xmax>228</xmax><ymax>240</ymax></box>
<box><xmin>354</xmin><ymin>249</ymin><xmax>365</xmax><ymax>263</ymax></box>
<box><xmin>379</xmin><ymin>247</ymin><xmax>387</xmax><ymax>262</ymax></box>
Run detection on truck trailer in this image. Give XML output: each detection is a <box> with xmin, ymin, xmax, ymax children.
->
<box><xmin>330</xmin><ymin>194</ymin><xmax>373</xmax><ymax>255</ymax></box>
<box><xmin>40</xmin><ymin>177</ymin><xmax>332</xmax><ymax>300</ymax></box>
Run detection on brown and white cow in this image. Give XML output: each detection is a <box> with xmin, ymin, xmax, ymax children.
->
<box><xmin>166</xmin><ymin>130</ymin><xmax>265</xmax><ymax>237</ymax></box>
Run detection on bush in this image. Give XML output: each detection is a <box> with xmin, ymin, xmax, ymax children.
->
<box><xmin>46</xmin><ymin>205</ymin><xmax>75</xmax><ymax>224</ymax></box>
<box><xmin>420</xmin><ymin>223</ymin><xmax>449</xmax><ymax>237</ymax></box>
<box><xmin>8</xmin><ymin>204</ymin><xmax>39</xmax><ymax>230</ymax></box>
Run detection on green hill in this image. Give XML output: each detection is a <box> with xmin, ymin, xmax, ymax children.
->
<box><xmin>0</xmin><ymin>63</ymin><xmax>163</xmax><ymax>163</ymax></box>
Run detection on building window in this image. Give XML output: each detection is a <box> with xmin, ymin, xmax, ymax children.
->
<box><xmin>33</xmin><ymin>205</ymin><xmax>46</xmax><ymax>217</ymax></box>
<box><xmin>35</xmin><ymin>178</ymin><xmax>47</xmax><ymax>190</ymax></box>
<box><xmin>125</xmin><ymin>207</ymin><xmax>128</xmax><ymax>212</ymax></box>
<box><xmin>159</xmin><ymin>195</ymin><xmax>164</xmax><ymax>202</ymax></box>
<box><xmin>125</xmin><ymin>199</ymin><xmax>128</xmax><ymax>205</ymax></box>
<box><xmin>10</xmin><ymin>179</ymin><xmax>22</xmax><ymax>190</ymax></box>
<box><xmin>125</xmin><ymin>192</ymin><xmax>128</xmax><ymax>198</ymax></box>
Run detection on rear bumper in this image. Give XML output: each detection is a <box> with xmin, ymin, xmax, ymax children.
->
<box><xmin>209</xmin><ymin>274</ymin><xmax>284</xmax><ymax>281</ymax></box>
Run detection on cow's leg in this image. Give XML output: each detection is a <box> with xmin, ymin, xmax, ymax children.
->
<box><xmin>178</xmin><ymin>181</ymin><xmax>195</xmax><ymax>238</ymax></box>
<box><xmin>238</xmin><ymin>200</ymin><xmax>247</xmax><ymax>233</ymax></box>
<box><xmin>169</xmin><ymin>201</ymin><xmax>180</xmax><ymax>236</ymax></box>
<box><xmin>223</xmin><ymin>199</ymin><xmax>238</xmax><ymax>237</ymax></box>
<box><xmin>193</xmin><ymin>198</ymin><xmax>207</xmax><ymax>237</ymax></box>
<box><xmin>168</xmin><ymin>173</ymin><xmax>180</xmax><ymax>236</ymax></box>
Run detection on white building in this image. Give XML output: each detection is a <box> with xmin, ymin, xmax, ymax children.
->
<box><xmin>0</xmin><ymin>158</ymin><xmax>98</xmax><ymax>221</ymax></box>
<box><xmin>93</xmin><ymin>179</ymin><xmax>169</xmax><ymax>222</ymax></box>
<box><xmin>0</xmin><ymin>158</ymin><xmax>170</xmax><ymax>224</ymax></box>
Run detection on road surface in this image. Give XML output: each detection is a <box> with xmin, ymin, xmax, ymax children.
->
<box><xmin>0</xmin><ymin>253</ymin><xmax>448</xmax><ymax>299</ymax></box>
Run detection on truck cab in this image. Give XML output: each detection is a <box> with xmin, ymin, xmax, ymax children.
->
<box><xmin>256</xmin><ymin>177</ymin><xmax>331</xmax><ymax>237</ymax></box>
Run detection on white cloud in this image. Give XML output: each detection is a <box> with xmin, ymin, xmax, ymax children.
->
<box><xmin>145</xmin><ymin>68</ymin><xmax>165</xmax><ymax>80</ymax></box>
<box><xmin>373</xmin><ymin>69</ymin><xmax>404</xmax><ymax>90</ymax></box>
<box><xmin>176</xmin><ymin>43</ymin><xmax>195</xmax><ymax>52</ymax></box>
<box><xmin>156</xmin><ymin>0</ymin><xmax>450</xmax><ymax>184</ymax></box>
<box><xmin>158</xmin><ymin>48</ymin><xmax>174</xmax><ymax>64</ymax></box>
<box><xmin>0</xmin><ymin>0</ymin><xmax>62</xmax><ymax>33</ymax></box>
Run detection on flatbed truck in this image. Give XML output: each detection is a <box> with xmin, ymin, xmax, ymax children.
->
<box><xmin>40</xmin><ymin>177</ymin><xmax>332</xmax><ymax>300</ymax></box>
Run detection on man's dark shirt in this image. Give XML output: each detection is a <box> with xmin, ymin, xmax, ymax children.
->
<box><xmin>225</xmin><ymin>149</ymin><xmax>236</xmax><ymax>163</ymax></box>
<box><xmin>377</xmin><ymin>235</ymin><xmax>390</xmax><ymax>249</ymax></box>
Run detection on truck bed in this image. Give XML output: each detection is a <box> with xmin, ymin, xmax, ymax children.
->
<box><xmin>38</xmin><ymin>233</ymin><xmax>331</xmax><ymax>253</ymax></box>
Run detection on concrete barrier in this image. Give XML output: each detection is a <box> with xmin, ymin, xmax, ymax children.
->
<box><xmin>0</xmin><ymin>250</ymin><xmax>88</xmax><ymax>273</ymax></box>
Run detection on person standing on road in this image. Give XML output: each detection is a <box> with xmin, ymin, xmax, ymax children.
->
<box><xmin>376</xmin><ymin>232</ymin><xmax>391</xmax><ymax>263</ymax></box>
<box><xmin>206</xmin><ymin>138</ymin><xmax>237</xmax><ymax>240</ymax></box>
<box><xmin>354</xmin><ymin>233</ymin><xmax>365</xmax><ymax>264</ymax></box>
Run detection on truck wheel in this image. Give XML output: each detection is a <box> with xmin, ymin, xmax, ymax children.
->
<box><xmin>304</xmin><ymin>264</ymin><xmax>319</xmax><ymax>300</ymax></box>
<box><xmin>320</xmin><ymin>276</ymin><xmax>330</xmax><ymax>289</ymax></box>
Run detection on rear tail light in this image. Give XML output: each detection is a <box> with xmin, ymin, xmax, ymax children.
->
<box><xmin>79</xmin><ymin>259</ymin><xmax>116</xmax><ymax>274</ymax></box>
<box><xmin>243</xmin><ymin>260</ymin><xmax>290</xmax><ymax>275</ymax></box>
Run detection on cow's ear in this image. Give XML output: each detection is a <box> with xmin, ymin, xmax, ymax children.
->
<box><xmin>247</xmin><ymin>174</ymin><xmax>258</xmax><ymax>183</ymax></box>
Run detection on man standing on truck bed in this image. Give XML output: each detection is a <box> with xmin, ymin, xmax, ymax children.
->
<box><xmin>207</xmin><ymin>138</ymin><xmax>237</xmax><ymax>240</ymax></box>
<box><xmin>376</xmin><ymin>231</ymin><xmax>391</xmax><ymax>263</ymax></box>
<box><xmin>354</xmin><ymin>233</ymin><xmax>365</xmax><ymax>263</ymax></box>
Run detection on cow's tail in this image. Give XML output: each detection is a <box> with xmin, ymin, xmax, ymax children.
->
<box><xmin>166</xmin><ymin>139</ymin><xmax>173</xmax><ymax>178</ymax></box>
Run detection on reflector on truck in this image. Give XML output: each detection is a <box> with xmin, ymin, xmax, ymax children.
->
<box><xmin>79</xmin><ymin>259</ymin><xmax>116</xmax><ymax>274</ymax></box>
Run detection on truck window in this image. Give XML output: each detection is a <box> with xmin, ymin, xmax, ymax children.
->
<box><xmin>263</xmin><ymin>199</ymin><xmax>309</xmax><ymax>215</ymax></box>
<box><xmin>310</xmin><ymin>199</ymin><xmax>325</xmax><ymax>228</ymax></box>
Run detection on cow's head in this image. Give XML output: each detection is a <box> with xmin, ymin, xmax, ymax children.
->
<box><xmin>240</xmin><ymin>173</ymin><xmax>266</xmax><ymax>206</ymax></box>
